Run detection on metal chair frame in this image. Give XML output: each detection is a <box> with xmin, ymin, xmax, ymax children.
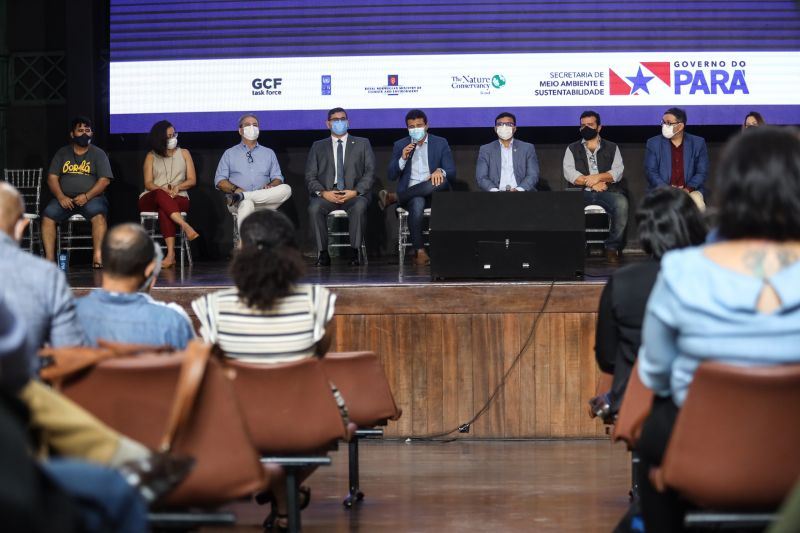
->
<box><xmin>139</xmin><ymin>211</ymin><xmax>194</xmax><ymax>275</ymax></box>
<box><xmin>326</xmin><ymin>210</ymin><xmax>368</xmax><ymax>264</ymax></box>
<box><xmin>3</xmin><ymin>168</ymin><xmax>43</xmax><ymax>254</ymax></box>
<box><xmin>584</xmin><ymin>204</ymin><xmax>611</xmax><ymax>249</ymax></box>
<box><xmin>397</xmin><ymin>207</ymin><xmax>431</xmax><ymax>263</ymax></box>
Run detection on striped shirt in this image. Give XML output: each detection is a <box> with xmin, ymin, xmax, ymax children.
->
<box><xmin>192</xmin><ymin>284</ymin><xmax>335</xmax><ymax>363</ymax></box>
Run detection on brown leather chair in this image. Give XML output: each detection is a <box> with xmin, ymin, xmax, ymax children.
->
<box><xmin>58</xmin><ymin>341</ymin><xmax>266</xmax><ymax>510</ymax></box>
<box><xmin>651</xmin><ymin>362</ymin><xmax>800</xmax><ymax>529</ymax></box>
<box><xmin>224</xmin><ymin>357</ymin><xmax>352</xmax><ymax>532</ymax></box>
<box><xmin>320</xmin><ymin>351</ymin><xmax>402</xmax><ymax>507</ymax></box>
<box><xmin>612</xmin><ymin>359</ymin><xmax>654</xmax><ymax>451</ymax></box>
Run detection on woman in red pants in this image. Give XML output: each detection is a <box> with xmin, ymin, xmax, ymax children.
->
<box><xmin>138</xmin><ymin>120</ymin><xmax>199</xmax><ymax>268</ymax></box>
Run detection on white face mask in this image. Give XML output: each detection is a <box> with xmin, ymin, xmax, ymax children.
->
<box><xmin>166</xmin><ymin>137</ymin><xmax>178</xmax><ymax>150</ymax></box>
<box><xmin>662</xmin><ymin>124</ymin><xmax>675</xmax><ymax>139</ymax></box>
<box><xmin>496</xmin><ymin>125</ymin><xmax>514</xmax><ymax>141</ymax></box>
<box><xmin>242</xmin><ymin>125</ymin><xmax>260</xmax><ymax>141</ymax></box>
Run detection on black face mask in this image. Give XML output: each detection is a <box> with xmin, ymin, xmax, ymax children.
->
<box><xmin>74</xmin><ymin>134</ymin><xmax>92</xmax><ymax>148</ymax></box>
<box><xmin>580</xmin><ymin>127</ymin><xmax>598</xmax><ymax>141</ymax></box>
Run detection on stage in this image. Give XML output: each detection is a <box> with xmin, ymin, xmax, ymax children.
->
<box><xmin>68</xmin><ymin>255</ymin><xmax>633</xmax><ymax>440</ymax></box>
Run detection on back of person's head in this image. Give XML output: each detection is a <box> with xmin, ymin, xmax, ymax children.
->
<box><xmin>102</xmin><ymin>224</ymin><xmax>156</xmax><ymax>280</ymax></box>
<box><xmin>636</xmin><ymin>187</ymin><xmax>707</xmax><ymax>259</ymax></box>
<box><xmin>231</xmin><ymin>210</ymin><xmax>304</xmax><ymax>310</ymax></box>
<box><xmin>716</xmin><ymin>126</ymin><xmax>800</xmax><ymax>241</ymax></box>
<box><xmin>0</xmin><ymin>182</ymin><xmax>24</xmax><ymax>236</ymax></box>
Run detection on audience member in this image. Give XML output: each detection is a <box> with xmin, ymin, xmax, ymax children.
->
<box><xmin>305</xmin><ymin>107</ymin><xmax>375</xmax><ymax>266</ymax></box>
<box><xmin>380</xmin><ymin>109</ymin><xmax>456</xmax><ymax>265</ymax></box>
<box><xmin>214</xmin><ymin>113</ymin><xmax>292</xmax><ymax>231</ymax></box>
<box><xmin>562</xmin><ymin>110</ymin><xmax>629</xmax><ymax>262</ymax></box>
<box><xmin>644</xmin><ymin>107</ymin><xmax>709</xmax><ymax>211</ymax></box>
<box><xmin>41</xmin><ymin>116</ymin><xmax>113</xmax><ymax>268</ymax></box>
<box><xmin>743</xmin><ymin>110</ymin><xmax>766</xmax><ymax>130</ymax></box>
<box><xmin>476</xmin><ymin>111</ymin><xmax>539</xmax><ymax>192</ymax></box>
<box><xmin>138</xmin><ymin>120</ymin><xmax>199</xmax><ymax>269</ymax></box>
<box><xmin>633</xmin><ymin>126</ymin><xmax>800</xmax><ymax>532</ymax></box>
<box><xmin>192</xmin><ymin>210</ymin><xmax>339</xmax><ymax>529</ymax></box>
<box><xmin>589</xmin><ymin>187</ymin><xmax>706</xmax><ymax>422</ymax></box>
<box><xmin>75</xmin><ymin>223</ymin><xmax>194</xmax><ymax>349</ymax></box>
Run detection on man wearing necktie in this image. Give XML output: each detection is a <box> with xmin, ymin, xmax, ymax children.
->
<box><xmin>305</xmin><ymin>108</ymin><xmax>375</xmax><ymax>266</ymax></box>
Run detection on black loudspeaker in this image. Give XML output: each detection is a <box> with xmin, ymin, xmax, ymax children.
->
<box><xmin>429</xmin><ymin>192</ymin><xmax>585</xmax><ymax>280</ymax></box>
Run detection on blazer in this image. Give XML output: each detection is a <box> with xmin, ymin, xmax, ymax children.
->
<box><xmin>386</xmin><ymin>133</ymin><xmax>456</xmax><ymax>193</ymax></box>
<box><xmin>305</xmin><ymin>135</ymin><xmax>375</xmax><ymax>196</ymax></box>
<box><xmin>475</xmin><ymin>139</ymin><xmax>539</xmax><ymax>192</ymax></box>
<box><xmin>644</xmin><ymin>132</ymin><xmax>709</xmax><ymax>193</ymax></box>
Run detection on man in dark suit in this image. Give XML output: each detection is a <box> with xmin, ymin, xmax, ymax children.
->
<box><xmin>475</xmin><ymin>111</ymin><xmax>539</xmax><ymax>192</ymax></box>
<box><xmin>644</xmin><ymin>107</ymin><xmax>709</xmax><ymax>210</ymax></box>
<box><xmin>380</xmin><ymin>109</ymin><xmax>456</xmax><ymax>265</ymax></box>
<box><xmin>306</xmin><ymin>107</ymin><xmax>375</xmax><ymax>266</ymax></box>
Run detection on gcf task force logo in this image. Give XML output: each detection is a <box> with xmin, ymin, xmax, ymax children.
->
<box><xmin>365</xmin><ymin>74</ymin><xmax>420</xmax><ymax>96</ymax></box>
<box><xmin>609</xmin><ymin>60</ymin><xmax>748</xmax><ymax>96</ymax></box>
<box><xmin>450</xmin><ymin>73</ymin><xmax>506</xmax><ymax>94</ymax></box>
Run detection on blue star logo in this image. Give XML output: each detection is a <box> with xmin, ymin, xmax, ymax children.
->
<box><xmin>626</xmin><ymin>66</ymin><xmax>654</xmax><ymax>95</ymax></box>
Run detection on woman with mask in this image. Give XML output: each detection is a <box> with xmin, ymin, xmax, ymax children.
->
<box><xmin>138</xmin><ymin>120</ymin><xmax>199</xmax><ymax>269</ymax></box>
<box><xmin>742</xmin><ymin>110</ymin><xmax>766</xmax><ymax>130</ymax></box>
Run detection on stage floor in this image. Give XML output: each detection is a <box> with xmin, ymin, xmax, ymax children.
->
<box><xmin>65</xmin><ymin>253</ymin><xmax>641</xmax><ymax>289</ymax></box>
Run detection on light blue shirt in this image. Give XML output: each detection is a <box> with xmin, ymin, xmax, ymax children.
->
<box><xmin>639</xmin><ymin>246</ymin><xmax>800</xmax><ymax>406</ymax></box>
<box><xmin>0</xmin><ymin>233</ymin><xmax>84</xmax><ymax>388</ymax></box>
<box><xmin>76</xmin><ymin>290</ymin><xmax>195</xmax><ymax>350</ymax></box>
<box><xmin>397</xmin><ymin>136</ymin><xmax>430</xmax><ymax>187</ymax></box>
<box><xmin>214</xmin><ymin>142</ymin><xmax>284</xmax><ymax>192</ymax></box>
<box><xmin>498</xmin><ymin>140</ymin><xmax>518</xmax><ymax>191</ymax></box>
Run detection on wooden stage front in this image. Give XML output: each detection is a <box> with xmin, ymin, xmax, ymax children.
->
<box><xmin>70</xmin><ymin>258</ymin><xmax>621</xmax><ymax>440</ymax></box>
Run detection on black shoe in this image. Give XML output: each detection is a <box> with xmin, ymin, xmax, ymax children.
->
<box><xmin>118</xmin><ymin>452</ymin><xmax>195</xmax><ymax>506</ymax></box>
<box><xmin>315</xmin><ymin>250</ymin><xmax>331</xmax><ymax>266</ymax></box>
<box><xmin>349</xmin><ymin>248</ymin><xmax>360</xmax><ymax>266</ymax></box>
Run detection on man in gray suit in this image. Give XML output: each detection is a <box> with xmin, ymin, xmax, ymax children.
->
<box><xmin>475</xmin><ymin>112</ymin><xmax>539</xmax><ymax>192</ymax></box>
<box><xmin>306</xmin><ymin>107</ymin><xmax>375</xmax><ymax>266</ymax></box>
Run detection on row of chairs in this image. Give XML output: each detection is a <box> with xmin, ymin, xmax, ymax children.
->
<box><xmin>594</xmin><ymin>361</ymin><xmax>800</xmax><ymax>529</ymax></box>
<box><xmin>45</xmin><ymin>341</ymin><xmax>401</xmax><ymax>533</ymax></box>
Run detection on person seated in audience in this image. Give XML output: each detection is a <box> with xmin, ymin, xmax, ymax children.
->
<box><xmin>41</xmin><ymin>116</ymin><xmax>113</xmax><ymax>268</ymax></box>
<box><xmin>379</xmin><ymin>109</ymin><xmax>456</xmax><ymax>265</ymax></box>
<box><xmin>305</xmin><ymin>107</ymin><xmax>375</xmax><ymax>267</ymax></box>
<box><xmin>192</xmin><ymin>209</ymin><xmax>338</xmax><ymax>530</ymax></box>
<box><xmin>644</xmin><ymin>107</ymin><xmax>709</xmax><ymax>211</ymax></box>
<box><xmin>214</xmin><ymin>113</ymin><xmax>292</xmax><ymax>231</ymax></box>
<box><xmin>0</xmin><ymin>299</ymin><xmax>191</xmax><ymax>532</ymax></box>
<box><xmin>75</xmin><ymin>223</ymin><xmax>194</xmax><ymax>349</ymax></box>
<box><xmin>138</xmin><ymin>120</ymin><xmax>199</xmax><ymax>269</ymax></box>
<box><xmin>1</xmin><ymin>183</ymin><xmax>193</xmax><ymax>484</ymax></box>
<box><xmin>476</xmin><ymin>111</ymin><xmax>539</xmax><ymax>193</ymax></box>
<box><xmin>742</xmin><ymin>110</ymin><xmax>766</xmax><ymax>130</ymax></box>
<box><xmin>589</xmin><ymin>187</ymin><xmax>707</xmax><ymax>422</ymax></box>
<box><xmin>562</xmin><ymin>110</ymin><xmax>628</xmax><ymax>262</ymax></box>
<box><xmin>631</xmin><ymin>126</ymin><xmax>800</xmax><ymax>532</ymax></box>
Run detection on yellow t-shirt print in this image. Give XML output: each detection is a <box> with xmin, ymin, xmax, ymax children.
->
<box><xmin>62</xmin><ymin>160</ymin><xmax>93</xmax><ymax>176</ymax></box>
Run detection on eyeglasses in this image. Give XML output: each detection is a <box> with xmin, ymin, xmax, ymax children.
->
<box><xmin>661</xmin><ymin>121</ymin><xmax>682</xmax><ymax>126</ymax></box>
<box><xmin>246</xmin><ymin>151</ymin><xmax>254</xmax><ymax>164</ymax></box>
<box><xmin>495</xmin><ymin>122</ymin><xmax>515</xmax><ymax>127</ymax></box>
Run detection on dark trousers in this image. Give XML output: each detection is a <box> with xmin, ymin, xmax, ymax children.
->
<box><xmin>309</xmin><ymin>195</ymin><xmax>369</xmax><ymax>252</ymax></box>
<box><xmin>637</xmin><ymin>396</ymin><xmax>687</xmax><ymax>532</ymax></box>
<box><xmin>399</xmin><ymin>180</ymin><xmax>448</xmax><ymax>250</ymax></box>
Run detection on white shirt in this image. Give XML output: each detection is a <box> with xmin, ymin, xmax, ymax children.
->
<box><xmin>397</xmin><ymin>135</ymin><xmax>430</xmax><ymax>187</ymax></box>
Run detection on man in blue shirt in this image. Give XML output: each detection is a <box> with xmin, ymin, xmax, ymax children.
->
<box><xmin>75</xmin><ymin>224</ymin><xmax>194</xmax><ymax>349</ymax></box>
<box><xmin>214</xmin><ymin>114</ymin><xmax>292</xmax><ymax>230</ymax></box>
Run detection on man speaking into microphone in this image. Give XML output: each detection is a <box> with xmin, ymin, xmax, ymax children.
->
<box><xmin>380</xmin><ymin>109</ymin><xmax>456</xmax><ymax>265</ymax></box>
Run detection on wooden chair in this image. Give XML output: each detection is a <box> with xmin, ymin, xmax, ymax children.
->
<box><xmin>320</xmin><ymin>351</ymin><xmax>402</xmax><ymax>507</ymax></box>
<box><xmin>651</xmin><ymin>362</ymin><xmax>800</xmax><ymax>529</ymax></box>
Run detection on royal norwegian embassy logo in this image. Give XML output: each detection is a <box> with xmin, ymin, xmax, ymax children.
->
<box><xmin>609</xmin><ymin>60</ymin><xmax>749</xmax><ymax>96</ymax></box>
<box><xmin>450</xmin><ymin>74</ymin><xmax>506</xmax><ymax>94</ymax></box>
<box><xmin>365</xmin><ymin>74</ymin><xmax>420</xmax><ymax>96</ymax></box>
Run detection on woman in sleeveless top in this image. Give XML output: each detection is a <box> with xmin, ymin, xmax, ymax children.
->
<box><xmin>138</xmin><ymin>120</ymin><xmax>199</xmax><ymax>269</ymax></box>
<box><xmin>630</xmin><ymin>126</ymin><xmax>800</xmax><ymax>532</ymax></box>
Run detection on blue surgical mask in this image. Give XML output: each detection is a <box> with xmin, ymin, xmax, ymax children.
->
<box><xmin>408</xmin><ymin>127</ymin><xmax>426</xmax><ymax>142</ymax></box>
<box><xmin>331</xmin><ymin>119</ymin><xmax>348</xmax><ymax>136</ymax></box>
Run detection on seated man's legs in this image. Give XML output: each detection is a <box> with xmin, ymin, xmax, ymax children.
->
<box><xmin>41</xmin><ymin>199</ymin><xmax>73</xmax><ymax>262</ymax></box>
<box><xmin>236</xmin><ymin>184</ymin><xmax>293</xmax><ymax>229</ymax></box>
<box><xmin>584</xmin><ymin>191</ymin><xmax>628</xmax><ymax>253</ymax></box>
<box><xmin>20</xmin><ymin>380</ymin><xmax>150</xmax><ymax>466</ymax></box>
<box><xmin>399</xmin><ymin>180</ymin><xmax>447</xmax><ymax>259</ymax></box>
<box><xmin>344</xmin><ymin>195</ymin><xmax>369</xmax><ymax>249</ymax></box>
<box><xmin>44</xmin><ymin>459</ymin><xmax>148</xmax><ymax>533</ymax></box>
<box><xmin>308</xmin><ymin>196</ymin><xmax>339</xmax><ymax>254</ymax></box>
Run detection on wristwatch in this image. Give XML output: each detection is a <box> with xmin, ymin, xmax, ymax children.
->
<box><xmin>315</xmin><ymin>191</ymin><xmax>322</xmax><ymax>197</ymax></box>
